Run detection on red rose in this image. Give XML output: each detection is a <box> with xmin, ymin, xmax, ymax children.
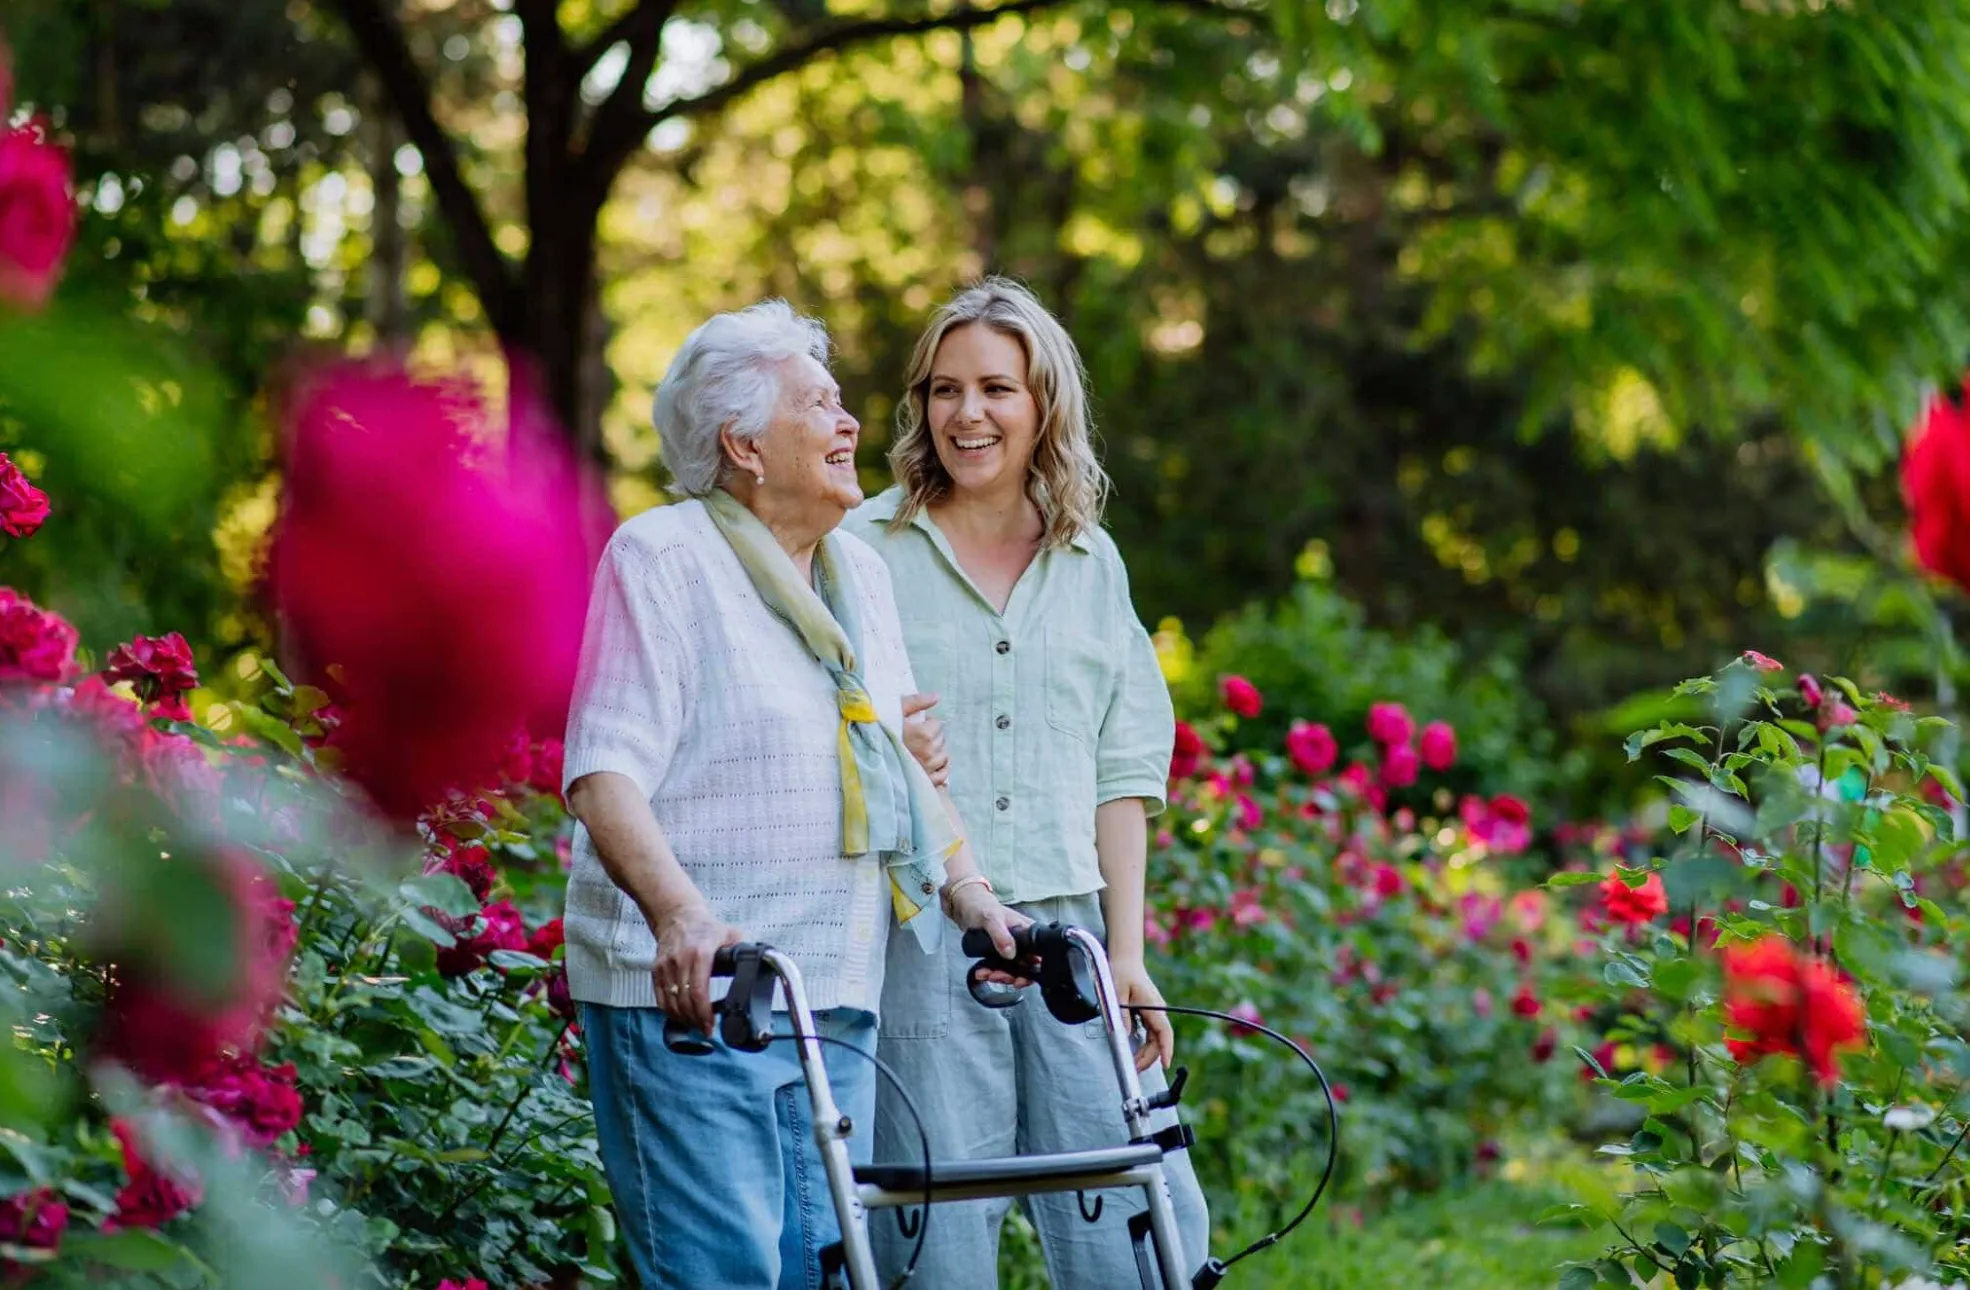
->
<box><xmin>105</xmin><ymin>1119</ymin><xmax>201</xmax><ymax>1231</ymax></box>
<box><xmin>436</xmin><ymin>898</ymin><xmax>529</xmax><ymax>977</ymax></box>
<box><xmin>1418</xmin><ymin>720</ymin><xmax>1456</xmax><ymax>771</ymax></box>
<box><xmin>0</xmin><ymin>586</ymin><xmax>78</xmax><ymax>683</ymax></box>
<box><xmin>1722</xmin><ymin>936</ymin><xmax>1865</xmax><ymax>1085</ymax></box>
<box><xmin>1219</xmin><ymin>675</ymin><xmax>1262</xmax><ymax>719</ymax></box>
<box><xmin>1370</xmin><ymin>862</ymin><xmax>1404</xmax><ymax>899</ymax></box>
<box><xmin>1364</xmin><ymin>701</ymin><xmax>1414</xmax><ymax>747</ymax></box>
<box><xmin>425</xmin><ymin>843</ymin><xmax>497</xmax><ymax>903</ymax></box>
<box><xmin>103</xmin><ymin>632</ymin><xmax>199</xmax><ymax>710</ymax></box>
<box><xmin>1169</xmin><ymin>720</ymin><xmax>1205</xmax><ymax>780</ymax></box>
<box><xmin>183</xmin><ymin>1054</ymin><xmax>305</xmax><ymax>1147</ymax></box>
<box><xmin>1379</xmin><ymin>741</ymin><xmax>1420</xmax><ymax>789</ymax></box>
<box><xmin>1903</xmin><ymin>382</ymin><xmax>1970</xmax><ymax>594</ymax></box>
<box><xmin>1284</xmin><ymin>720</ymin><xmax>1336</xmax><ymax>776</ymax></box>
<box><xmin>437</xmin><ymin>1279</ymin><xmax>491</xmax><ymax>1290</ymax></box>
<box><xmin>1530</xmin><ymin>1027</ymin><xmax>1557</xmax><ymax>1064</ymax></box>
<box><xmin>267</xmin><ymin>361</ymin><xmax>606</xmax><ymax>822</ymax></box>
<box><xmin>0</xmin><ymin>120</ymin><xmax>76</xmax><ymax>311</ymax></box>
<box><xmin>1599</xmin><ymin>869</ymin><xmax>1669</xmax><ymax>925</ymax></box>
<box><xmin>529</xmin><ymin>738</ymin><xmax>565</xmax><ymax>795</ymax></box>
<box><xmin>527</xmin><ymin>917</ymin><xmax>565</xmax><ymax>960</ymax></box>
<box><xmin>0</xmin><ymin>451</ymin><xmax>49</xmax><ymax>538</ymax></box>
<box><xmin>545</xmin><ymin>965</ymin><xmax>578</xmax><ymax>1021</ymax></box>
<box><xmin>1510</xmin><ymin>983</ymin><xmax>1541</xmax><ymax>1018</ymax></box>
<box><xmin>0</xmin><ymin>1186</ymin><xmax>68</xmax><ymax>1263</ymax></box>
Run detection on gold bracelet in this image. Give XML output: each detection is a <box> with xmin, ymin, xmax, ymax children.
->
<box><xmin>940</xmin><ymin>873</ymin><xmax>994</xmax><ymax>918</ymax></box>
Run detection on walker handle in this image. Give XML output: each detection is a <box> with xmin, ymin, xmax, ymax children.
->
<box><xmin>662</xmin><ymin>943</ymin><xmax>767</xmax><ymax>1055</ymax></box>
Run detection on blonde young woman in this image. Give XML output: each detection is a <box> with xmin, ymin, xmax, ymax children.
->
<box><xmin>845</xmin><ymin>279</ymin><xmax>1210</xmax><ymax>1286</ymax></box>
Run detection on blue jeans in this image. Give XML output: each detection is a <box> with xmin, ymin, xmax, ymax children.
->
<box><xmin>583</xmin><ymin>1003</ymin><xmax>878</xmax><ymax>1290</ymax></box>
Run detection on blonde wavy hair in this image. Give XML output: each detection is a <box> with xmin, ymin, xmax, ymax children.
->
<box><xmin>888</xmin><ymin>278</ymin><xmax>1109</xmax><ymax>549</ymax></box>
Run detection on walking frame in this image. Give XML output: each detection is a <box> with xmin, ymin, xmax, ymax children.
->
<box><xmin>664</xmin><ymin>922</ymin><xmax>1197</xmax><ymax>1290</ymax></box>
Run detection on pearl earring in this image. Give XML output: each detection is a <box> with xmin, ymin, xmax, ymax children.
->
<box><xmin>755</xmin><ymin>473</ymin><xmax>766</xmax><ymax>486</ymax></box>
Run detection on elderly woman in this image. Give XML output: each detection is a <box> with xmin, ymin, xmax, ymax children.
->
<box><xmin>846</xmin><ymin>278</ymin><xmax>1211</xmax><ymax>1286</ymax></box>
<box><xmin>561</xmin><ymin>299</ymin><xmax>1025</xmax><ymax>1289</ymax></box>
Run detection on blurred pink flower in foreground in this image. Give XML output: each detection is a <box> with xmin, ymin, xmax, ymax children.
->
<box><xmin>267</xmin><ymin>360</ymin><xmax>609</xmax><ymax>821</ymax></box>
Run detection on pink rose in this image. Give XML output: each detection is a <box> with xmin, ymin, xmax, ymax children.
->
<box><xmin>0</xmin><ymin>120</ymin><xmax>78</xmax><ymax>311</ymax></box>
<box><xmin>1364</xmin><ymin>701</ymin><xmax>1414</xmax><ymax>747</ymax></box>
<box><xmin>1379</xmin><ymin>742</ymin><xmax>1420</xmax><ymax>789</ymax></box>
<box><xmin>1741</xmin><ymin>650</ymin><xmax>1784</xmax><ymax>673</ymax></box>
<box><xmin>0</xmin><ymin>586</ymin><xmax>78</xmax><ymax>683</ymax></box>
<box><xmin>103</xmin><ymin>632</ymin><xmax>199</xmax><ymax>710</ymax></box>
<box><xmin>1219</xmin><ymin>674</ymin><xmax>1262</xmax><ymax>719</ymax></box>
<box><xmin>1227</xmin><ymin>1001</ymin><xmax>1264</xmax><ymax>1036</ymax></box>
<box><xmin>1418</xmin><ymin>720</ymin><xmax>1456</xmax><ymax>771</ymax></box>
<box><xmin>0</xmin><ymin>452</ymin><xmax>49</xmax><ymax>538</ymax></box>
<box><xmin>436</xmin><ymin>898</ymin><xmax>529</xmax><ymax>977</ymax></box>
<box><xmin>1284</xmin><ymin>720</ymin><xmax>1337</xmax><ymax>776</ymax></box>
<box><xmin>1798</xmin><ymin>673</ymin><xmax>1824</xmax><ymax>708</ymax></box>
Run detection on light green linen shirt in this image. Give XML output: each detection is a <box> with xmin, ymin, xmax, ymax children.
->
<box><xmin>843</xmin><ymin>486</ymin><xmax>1174</xmax><ymax>904</ymax></box>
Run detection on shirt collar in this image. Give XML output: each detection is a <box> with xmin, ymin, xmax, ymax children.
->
<box><xmin>862</xmin><ymin>486</ymin><xmax>1095</xmax><ymax>553</ymax></box>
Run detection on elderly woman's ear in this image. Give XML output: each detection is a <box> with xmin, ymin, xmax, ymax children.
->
<box><xmin>719</xmin><ymin>423</ymin><xmax>766</xmax><ymax>488</ymax></box>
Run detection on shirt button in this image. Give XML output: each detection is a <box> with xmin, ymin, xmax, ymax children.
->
<box><xmin>920</xmin><ymin>881</ymin><xmax>935</xmax><ymax>894</ymax></box>
<box><xmin>996</xmin><ymin>795</ymin><xmax>1010</xmax><ymax>812</ymax></box>
<box><xmin>995</xmin><ymin>714</ymin><xmax>1010</xmax><ymax>730</ymax></box>
<box><xmin>995</xmin><ymin>639</ymin><xmax>1011</xmax><ymax>655</ymax></box>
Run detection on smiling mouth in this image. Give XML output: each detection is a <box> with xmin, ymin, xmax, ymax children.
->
<box><xmin>952</xmin><ymin>435</ymin><xmax>1000</xmax><ymax>452</ymax></box>
<box><xmin>824</xmin><ymin>449</ymin><xmax>854</xmax><ymax>466</ymax></box>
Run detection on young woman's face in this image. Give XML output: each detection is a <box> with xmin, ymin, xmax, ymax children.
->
<box><xmin>925</xmin><ymin>324</ymin><xmax>1040</xmax><ymax>498</ymax></box>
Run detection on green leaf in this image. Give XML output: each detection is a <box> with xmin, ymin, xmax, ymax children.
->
<box><xmin>398</xmin><ymin>874</ymin><xmax>481</xmax><ymax>919</ymax></box>
<box><xmin>1574</xmin><ymin>1046</ymin><xmax>1611</xmax><ymax>1079</ymax></box>
<box><xmin>1654</xmin><ymin>1221</ymin><xmax>1690</xmax><ymax>1257</ymax></box>
<box><xmin>1560</xmin><ymin>1268</ymin><xmax>1598</xmax><ymax>1290</ymax></box>
<box><xmin>400</xmin><ymin>906</ymin><xmax>460</xmax><ymax>947</ymax></box>
<box><xmin>1546</xmin><ymin>871</ymin><xmax>1605</xmax><ymax>889</ymax></box>
<box><xmin>63</xmin><ymin>1229</ymin><xmax>190</xmax><ymax>1272</ymax></box>
<box><xmin>1651</xmin><ymin>957</ymin><xmax>1700</xmax><ymax>1002</ymax></box>
<box><xmin>1667</xmin><ymin>805</ymin><xmax>1700</xmax><ymax>834</ymax></box>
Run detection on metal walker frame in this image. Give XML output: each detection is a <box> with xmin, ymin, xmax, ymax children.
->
<box><xmin>667</xmin><ymin>923</ymin><xmax>1193</xmax><ymax>1290</ymax></box>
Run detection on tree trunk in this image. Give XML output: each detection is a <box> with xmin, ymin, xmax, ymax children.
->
<box><xmin>363</xmin><ymin>84</ymin><xmax>411</xmax><ymax>345</ymax></box>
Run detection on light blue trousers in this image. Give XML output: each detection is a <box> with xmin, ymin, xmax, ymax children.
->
<box><xmin>583</xmin><ymin>1002</ymin><xmax>878</xmax><ymax>1290</ymax></box>
<box><xmin>871</xmin><ymin>893</ymin><xmax>1212</xmax><ymax>1288</ymax></box>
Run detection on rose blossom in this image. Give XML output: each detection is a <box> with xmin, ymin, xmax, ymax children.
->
<box><xmin>267</xmin><ymin>361</ymin><xmax>605</xmax><ymax>822</ymax></box>
<box><xmin>1599</xmin><ymin>869</ymin><xmax>1669</xmax><ymax>925</ymax></box>
<box><xmin>182</xmin><ymin>1054</ymin><xmax>305</xmax><ymax>1148</ymax></box>
<box><xmin>0</xmin><ymin>119</ymin><xmax>77</xmax><ymax>311</ymax></box>
<box><xmin>104</xmin><ymin>1119</ymin><xmax>201</xmax><ymax>1231</ymax></box>
<box><xmin>1740</xmin><ymin>650</ymin><xmax>1784</xmax><ymax>673</ymax></box>
<box><xmin>1284</xmin><ymin>720</ymin><xmax>1337</xmax><ymax>776</ymax></box>
<box><xmin>1169</xmin><ymin>720</ymin><xmax>1205</xmax><ymax>780</ymax></box>
<box><xmin>1219</xmin><ymin>675</ymin><xmax>1262</xmax><ymax>719</ymax></box>
<box><xmin>0</xmin><ymin>586</ymin><xmax>78</xmax><ymax>683</ymax></box>
<box><xmin>1364</xmin><ymin>701</ymin><xmax>1414</xmax><ymax>747</ymax></box>
<box><xmin>1379</xmin><ymin>741</ymin><xmax>1420</xmax><ymax>789</ymax></box>
<box><xmin>0</xmin><ymin>1186</ymin><xmax>68</xmax><ymax>1263</ymax></box>
<box><xmin>0</xmin><ymin>451</ymin><xmax>49</xmax><ymax>538</ymax></box>
<box><xmin>1722</xmin><ymin>936</ymin><xmax>1866</xmax><ymax>1085</ymax></box>
<box><xmin>425</xmin><ymin>843</ymin><xmax>497</xmax><ymax>903</ymax></box>
<box><xmin>1902</xmin><ymin>380</ymin><xmax>1970</xmax><ymax>594</ymax></box>
<box><xmin>1418</xmin><ymin>720</ymin><xmax>1456</xmax><ymax>770</ymax></box>
<box><xmin>436</xmin><ymin>898</ymin><xmax>528</xmax><ymax>977</ymax></box>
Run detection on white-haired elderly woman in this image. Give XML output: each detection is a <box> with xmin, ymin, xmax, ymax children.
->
<box><xmin>560</xmin><ymin>299</ymin><xmax>1028</xmax><ymax>1289</ymax></box>
<box><xmin>846</xmin><ymin>278</ymin><xmax>1212</xmax><ymax>1285</ymax></box>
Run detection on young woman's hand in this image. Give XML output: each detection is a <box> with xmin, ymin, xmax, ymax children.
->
<box><xmin>901</xmin><ymin>692</ymin><xmax>950</xmax><ymax>788</ymax></box>
<box><xmin>1109</xmin><ymin>956</ymin><xmax>1175</xmax><ymax>1071</ymax></box>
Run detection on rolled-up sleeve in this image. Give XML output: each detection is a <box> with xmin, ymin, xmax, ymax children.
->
<box><xmin>561</xmin><ymin>533</ymin><xmax>691</xmax><ymax>800</ymax></box>
<box><xmin>1094</xmin><ymin>563</ymin><xmax>1175</xmax><ymax>816</ymax></box>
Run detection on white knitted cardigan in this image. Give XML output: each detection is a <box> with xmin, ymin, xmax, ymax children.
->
<box><xmin>560</xmin><ymin>500</ymin><xmax>910</xmax><ymax>1013</ymax></box>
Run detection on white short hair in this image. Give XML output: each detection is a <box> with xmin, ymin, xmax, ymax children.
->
<box><xmin>652</xmin><ymin>300</ymin><xmax>831</xmax><ymax>497</ymax></box>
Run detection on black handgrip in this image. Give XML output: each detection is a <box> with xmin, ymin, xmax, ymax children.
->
<box><xmin>661</xmin><ymin>943</ymin><xmax>756</xmax><ymax>1055</ymax></box>
<box><xmin>960</xmin><ymin>925</ymin><xmax>1038</xmax><ymax>960</ymax></box>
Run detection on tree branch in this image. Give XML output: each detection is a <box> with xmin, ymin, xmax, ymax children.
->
<box><xmin>586</xmin><ymin>0</ymin><xmax>1260</xmax><ymax>180</ymax></box>
<box><xmin>573</xmin><ymin>0</ymin><xmax>674</xmax><ymax>78</ymax></box>
<box><xmin>576</xmin><ymin>0</ymin><xmax>676</xmax><ymax>179</ymax></box>
<box><xmin>325</xmin><ymin>0</ymin><xmax>518</xmax><ymax>334</ymax></box>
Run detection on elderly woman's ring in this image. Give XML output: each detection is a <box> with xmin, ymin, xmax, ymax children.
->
<box><xmin>665</xmin><ymin>983</ymin><xmax>682</xmax><ymax>994</ymax></box>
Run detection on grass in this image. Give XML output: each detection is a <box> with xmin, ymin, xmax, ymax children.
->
<box><xmin>998</xmin><ymin>1173</ymin><xmax>1604</xmax><ymax>1289</ymax></box>
<box><xmin>1241</xmin><ymin>1179</ymin><xmax>1604</xmax><ymax>1289</ymax></box>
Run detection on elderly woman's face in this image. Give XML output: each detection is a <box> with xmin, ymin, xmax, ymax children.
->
<box><xmin>926</xmin><ymin>324</ymin><xmax>1040</xmax><ymax>498</ymax></box>
<box><xmin>757</xmin><ymin>353</ymin><xmax>863</xmax><ymax>515</ymax></box>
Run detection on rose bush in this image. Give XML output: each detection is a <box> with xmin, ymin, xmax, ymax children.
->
<box><xmin>1543</xmin><ymin>655</ymin><xmax>1970</xmax><ymax>1288</ymax></box>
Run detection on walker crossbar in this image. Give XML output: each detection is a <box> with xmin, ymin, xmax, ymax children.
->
<box><xmin>671</xmin><ymin>924</ymin><xmax>1195</xmax><ymax>1290</ymax></box>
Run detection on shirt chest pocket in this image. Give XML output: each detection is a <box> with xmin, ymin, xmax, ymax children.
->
<box><xmin>896</xmin><ymin>620</ymin><xmax>957</xmax><ymax>700</ymax></box>
<box><xmin>1044</xmin><ymin>626</ymin><xmax>1113</xmax><ymax>748</ymax></box>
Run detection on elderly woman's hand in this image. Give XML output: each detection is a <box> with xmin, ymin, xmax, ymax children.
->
<box><xmin>650</xmin><ymin>899</ymin><xmax>747</xmax><ymax>1034</ymax></box>
<box><xmin>901</xmin><ymin>692</ymin><xmax>950</xmax><ymax>788</ymax></box>
<box><xmin>946</xmin><ymin>883</ymin><xmax>1035</xmax><ymax>985</ymax></box>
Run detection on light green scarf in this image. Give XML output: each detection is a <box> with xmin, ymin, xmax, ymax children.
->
<box><xmin>703</xmin><ymin>488</ymin><xmax>956</xmax><ymax>950</ymax></box>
